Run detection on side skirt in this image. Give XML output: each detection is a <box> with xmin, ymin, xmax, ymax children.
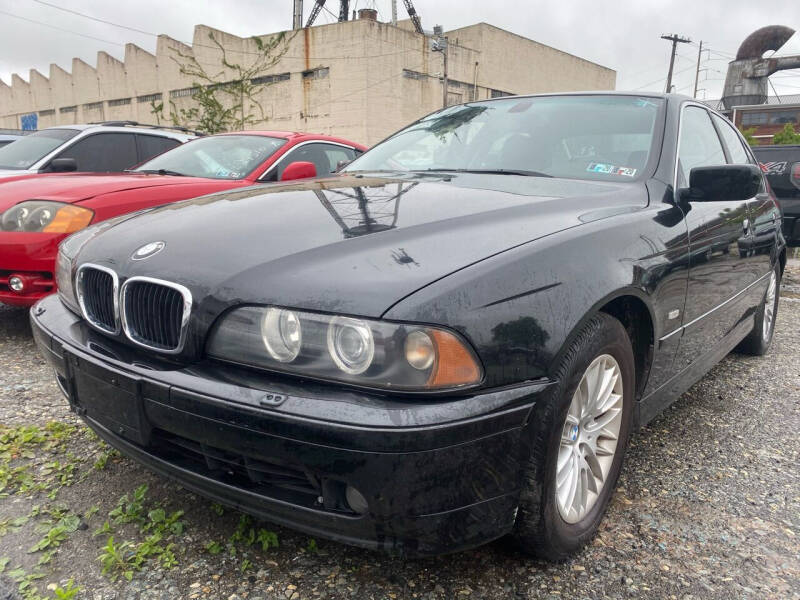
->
<box><xmin>636</xmin><ymin>315</ymin><xmax>754</xmax><ymax>427</ymax></box>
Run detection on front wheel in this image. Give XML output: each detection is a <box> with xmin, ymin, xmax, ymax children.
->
<box><xmin>512</xmin><ymin>313</ymin><xmax>635</xmax><ymax>560</ymax></box>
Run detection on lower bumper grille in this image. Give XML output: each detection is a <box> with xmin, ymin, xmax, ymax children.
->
<box><xmin>149</xmin><ymin>430</ymin><xmax>323</xmax><ymax>508</ymax></box>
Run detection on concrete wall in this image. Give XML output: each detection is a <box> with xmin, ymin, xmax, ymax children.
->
<box><xmin>0</xmin><ymin>19</ymin><xmax>616</xmax><ymax>146</ymax></box>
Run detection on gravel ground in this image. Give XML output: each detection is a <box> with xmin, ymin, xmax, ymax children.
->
<box><xmin>0</xmin><ymin>261</ymin><xmax>798</xmax><ymax>600</ymax></box>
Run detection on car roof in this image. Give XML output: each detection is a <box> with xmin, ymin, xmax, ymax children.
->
<box><xmin>42</xmin><ymin>123</ymin><xmax>193</xmax><ymax>141</ymax></box>
<box><xmin>213</xmin><ymin>130</ymin><xmax>367</xmax><ymax>149</ymax></box>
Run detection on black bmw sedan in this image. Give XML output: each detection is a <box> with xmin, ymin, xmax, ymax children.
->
<box><xmin>31</xmin><ymin>93</ymin><xmax>785</xmax><ymax>559</ymax></box>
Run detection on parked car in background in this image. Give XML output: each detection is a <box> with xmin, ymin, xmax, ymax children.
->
<box><xmin>0</xmin><ymin>122</ymin><xmax>194</xmax><ymax>180</ymax></box>
<box><xmin>0</xmin><ymin>132</ymin><xmax>26</xmax><ymax>149</ymax></box>
<box><xmin>0</xmin><ymin>131</ymin><xmax>365</xmax><ymax>307</ymax></box>
<box><xmin>32</xmin><ymin>93</ymin><xmax>785</xmax><ymax>559</ymax></box>
<box><xmin>752</xmin><ymin>144</ymin><xmax>800</xmax><ymax>246</ymax></box>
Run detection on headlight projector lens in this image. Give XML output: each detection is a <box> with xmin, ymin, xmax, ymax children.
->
<box><xmin>260</xmin><ymin>308</ymin><xmax>302</xmax><ymax>362</ymax></box>
<box><xmin>327</xmin><ymin>316</ymin><xmax>375</xmax><ymax>374</ymax></box>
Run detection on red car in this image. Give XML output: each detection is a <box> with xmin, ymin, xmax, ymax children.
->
<box><xmin>0</xmin><ymin>131</ymin><xmax>366</xmax><ymax>307</ymax></box>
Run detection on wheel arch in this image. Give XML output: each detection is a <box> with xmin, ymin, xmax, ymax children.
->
<box><xmin>552</xmin><ymin>288</ymin><xmax>656</xmax><ymax>407</ymax></box>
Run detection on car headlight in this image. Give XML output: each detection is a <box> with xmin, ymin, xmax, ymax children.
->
<box><xmin>1</xmin><ymin>201</ymin><xmax>93</xmax><ymax>233</ymax></box>
<box><xmin>207</xmin><ymin>306</ymin><xmax>483</xmax><ymax>391</ymax></box>
<box><xmin>55</xmin><ymin>226</ymin><xmax>100</xmax><ymax>313</ymax></box>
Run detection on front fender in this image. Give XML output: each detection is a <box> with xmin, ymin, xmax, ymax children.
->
<box><xmin>383</xmin><ymin>204</ymin><xmax>688</xmax><ymax>390</ymax></box>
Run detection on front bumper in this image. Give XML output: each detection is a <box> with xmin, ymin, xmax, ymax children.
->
<box><xmin>0</xmin><ymin>231</ymin><xmax>65</xmax><ymax>306</ymax></box>
<box><xmin>31</xmin><ymin>294</ymin><xmax>549</xmax><ymax>556</ymax></box>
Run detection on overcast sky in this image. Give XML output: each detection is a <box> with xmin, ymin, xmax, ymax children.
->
<box><xmin>1</xmin><ymin>0</ymin><xmax>799</xmax><ymax>101</ymax></box>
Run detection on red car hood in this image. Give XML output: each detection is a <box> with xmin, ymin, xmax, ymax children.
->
<box><xmin>0</xmin><ymin>173</ymin><xmax>227</xmax><ymax>212</ymax></box>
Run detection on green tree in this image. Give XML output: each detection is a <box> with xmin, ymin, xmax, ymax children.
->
<box><xmin>153</xmin><ymin>30</ymin><xmax>295</xmax><ymax>134</ymax></box>
<box><xmin>738</xmin><ymin>126</ymin><xmax>758</xmax><ymax>146</ymax></box>
<box><xmin>772</xmin><ymin>122</ymin><xmax>800</xmax><ymax>145</ymax></box>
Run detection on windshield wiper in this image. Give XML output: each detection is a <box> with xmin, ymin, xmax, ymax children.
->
<box><xmin>128</xmin><ymin>168</ymin><xmax>187</xmax><ymax>177</ymax></box>
<box><xmin>419</xmin><ymin>168</ymin><xmax>553</xmax><ymax>178</ymax></box>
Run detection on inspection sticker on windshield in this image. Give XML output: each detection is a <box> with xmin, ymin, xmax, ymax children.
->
<box><xmin>587</xmin><ymin>163</ymin><xmax>637</xmax><ymax>177</ymax></box>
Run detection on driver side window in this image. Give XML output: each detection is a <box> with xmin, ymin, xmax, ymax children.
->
<box><xmin>677</xmin><ymin>106</ymin><xmax>726</xmax><ymax>188</ymax></box>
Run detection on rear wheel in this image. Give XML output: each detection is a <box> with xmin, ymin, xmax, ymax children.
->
<box><xmin>736</xmin><ymin>263</ymin><xmax>780</xmax><ymax>356</ymax></box>
<box><xmin>513</xmin><ymin>313</ymin><xmax>635</xmax><ymax>560</ymax></box>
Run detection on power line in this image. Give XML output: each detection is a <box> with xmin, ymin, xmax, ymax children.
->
<box><xmin>4</xmin><ymin>4</ymin><xmax>429</xmax><ymax>66</ymax></box>
<box><xmin>30</xmin><ymin>0</ymin><xmax>158</xmax><ymax>37</ymax></box>
<box><xmin>0</xmin><ymin>8</ymin><xmax>125</xmax><ymax>47</ymax></box>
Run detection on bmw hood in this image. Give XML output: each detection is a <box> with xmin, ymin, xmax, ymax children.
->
<box><xmin>76</xmin><ymin>173</ymin><xmax>647</xmax><ymax>319</ymax></box>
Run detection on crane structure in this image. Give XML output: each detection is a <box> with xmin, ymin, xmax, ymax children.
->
<box><xmin>302</xmin><ymin>0</ymin><xmax>423</xmax><ymax>32</ymax></box>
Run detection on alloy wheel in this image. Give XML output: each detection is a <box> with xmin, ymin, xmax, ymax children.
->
<box><xmin>762</xmin><ymin>270</ymin><xmax>777</xmax><ymax>341</ymax></box>
<box><xmin>556</xmin><ymin>354</ymin><xmax>624</xmax><ymax>524</ymax></box>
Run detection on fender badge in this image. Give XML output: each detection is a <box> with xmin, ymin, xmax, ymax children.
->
<box><xmin>131</xmin><ymin>241</ymin><xmax>165</xmax><ymax>261</ymax></box>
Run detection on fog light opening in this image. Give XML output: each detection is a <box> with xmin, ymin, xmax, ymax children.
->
<box><xmin>9</xmin><ymin>275</ymin><xmax>24</xmax><ymax>292</ymax></box>
<box><xmin>345</xmin><ymin>485</ymin><xmax>369</xmax><ymax>515</ymax></box>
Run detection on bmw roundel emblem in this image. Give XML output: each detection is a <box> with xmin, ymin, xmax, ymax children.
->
<box><xmin>570</xmin><ymin>425</ymin><xmax>579</xmax><ymax>441</ymax></box>
<box><xmin>131</xmin><ymin>241</ymin><xmax>165</xmax><ymax>261</ymax></box>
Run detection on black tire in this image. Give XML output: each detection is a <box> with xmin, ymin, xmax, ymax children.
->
<box><xmin>736</xmin><ymin>262</ymin><xmax>780</xmax><ymax>356</ymax></box>
<box><xmin>512</xmin><ymin>312</ymin><xmax>635</xmax><ymax>560</ymax></box>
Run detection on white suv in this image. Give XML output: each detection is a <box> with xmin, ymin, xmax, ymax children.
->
<box><xmin>0</xmin><ymin>122</ymin><xmax>195</xmax><ymax>179</ymax></box>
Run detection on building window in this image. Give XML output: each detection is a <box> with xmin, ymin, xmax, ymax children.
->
<box><xmin>302</xmin><ymin>67</ymin><xmax>329</xmax><ymax>79</ymax></box>
<box><xmin>251</xmin><ymin>72</ymin><xmax>290</xmax><ymax>85</ymax></box>
<box><xmin>741</xmin><ymin>112</ymin><xmax>768</xmax><ymax>126</ymax></box>
<box><xmin>768</xmin><ymin>110</ymin><xmax>799</xmax><ymax>125</ymax></box>
<box><xmin>170</xmin><ymin>87</ymin><xmax>199</xmax><ymax>99</ymax></box>
<box><xmin>137</xmin><ymin>93</ymin><xmax>162</xmax><ymax>104</ymax></box>
<box><xmin>59</xmin><ymin>105</ymin><xmax>77</xmax><ymax>113</ymax></box>
<box><xmin>83</xmin><ymin>101</ymin><xmax>103</xmax><ymax>111</ymax></box>
<box><xmin>491</xmin><ymin>89</ymin><xmax>512</xmax><ymax>98</ymax></box>
<box><xmin>403</xmin><ymin>69</ymin><xmax>427</xmax><ymax>80</ymax></box>
<box><xmin>38</xmin><ymin>109</ymin><xmax>55</xmax><ymax>117</ymax></box>
<box><xmin>108</xmin><ymin>97</ymin><xmax>131</xmax><ymax>107</ymax></box>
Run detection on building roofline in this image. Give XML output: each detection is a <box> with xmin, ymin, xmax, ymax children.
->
<box><xmin>447</xmin><ymin>21</ymin><xmax>616</xmax><ymax>74</ymax></box>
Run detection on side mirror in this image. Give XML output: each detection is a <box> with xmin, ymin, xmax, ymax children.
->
<box><xmin>680</xmin><ymin>164</ymin><xmax>761</xmax><ymax>202</ymax></box>
<box><xmin>49</xmin><ymin>158</ymin><xmax>78</xmax><ymax>173</ymax></box>
<box><xmin>280</xmin><ymin>161</ymin><xmax>317</xmax><ymax>182</ymax></box>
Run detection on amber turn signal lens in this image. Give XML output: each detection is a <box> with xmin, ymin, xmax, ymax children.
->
<box><xmin>428</xmin><ymin>329</ymin><xmax>482</xmax><ymax>388</ymax></box>
<box><xmin>42</xmin><ymin>206</ymin><xmax>93</xmax><ymax>233</ymax></box>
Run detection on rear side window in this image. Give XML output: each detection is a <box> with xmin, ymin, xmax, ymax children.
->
<box><xmin>54</xmin><ymin>133</ymin><xmax>138</xmax><ymax>172</ymax></box>
<box><xmin>711</xmin><ymin>114</ymin><xmax>751</xmax><ymax>165</ymax></box>
<box><xmin>137</xmin><ymin>135</ymin><xmax>181</xmax><ymax>163</ymax></box>
<box><xmin>677</xmin><ymin>106</ymin><xmax>726</xmax><ymax>187</ymax></box>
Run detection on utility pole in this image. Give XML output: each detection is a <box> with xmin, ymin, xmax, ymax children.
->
<box><xmin>391</xmin><ymin>0</ymin><xmax>397</xmax><ymax>25</ymax></box>
<box><xmin>693</xmin><ymin>40</ymin><xmax>703</xmax><ymax>97</ymax></box>
<box><xmin>432</xmin><ymin>25</ymin><xmax>448</xmax><ymax>108</ymax></box>
<box><xmin>661</xmin><ymin>33</ymin><xmax>691</xmax><ymax>93</ymax></box>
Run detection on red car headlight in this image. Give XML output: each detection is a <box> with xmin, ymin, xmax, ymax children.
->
<box><xmin>0</xmin><ymin>200</ymin><xmax>93</xmax><ymax>233</ymax></box>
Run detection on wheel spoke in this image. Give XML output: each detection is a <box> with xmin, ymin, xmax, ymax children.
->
<box><xmin>582</xmin><ymin>442</ymin><xmax>604</xmax><ymax>482</ymax></box>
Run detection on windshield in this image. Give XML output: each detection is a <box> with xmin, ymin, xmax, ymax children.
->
<box><xmin>134</xmin><ymin>135</ymin><xmax>287</xmax><ymax>179</ymax></box>
<box><xmin>0</xmin><ymin>129</ymin><xmax>79</xmax><ymax>170</ymax></box>
<box><xmin>345</xmin><ymin>95</ymin><xmax>664</xmax><ymax>182</ymax></box>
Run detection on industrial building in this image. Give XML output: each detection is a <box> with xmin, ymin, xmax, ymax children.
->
<box><xmin>0</xmin><ymin>11</ymin><xmax>616</xmax><ymax>145</ymax></box>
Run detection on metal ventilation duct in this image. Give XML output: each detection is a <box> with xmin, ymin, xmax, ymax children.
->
<box><xmin>722</xmin><ymin>25</ymin><xmax>800</xmax><ymax>109</ymax></box>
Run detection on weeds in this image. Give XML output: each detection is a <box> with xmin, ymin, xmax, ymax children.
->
<box><xmin>97</xmin><ymin>485</ymin><xmax>186</xmax><ymax>581</ymax></box>
<box><xmin>52</xmin><ymin>580</ymin><xmax>81</xmax><ymax>599</ymax></box>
